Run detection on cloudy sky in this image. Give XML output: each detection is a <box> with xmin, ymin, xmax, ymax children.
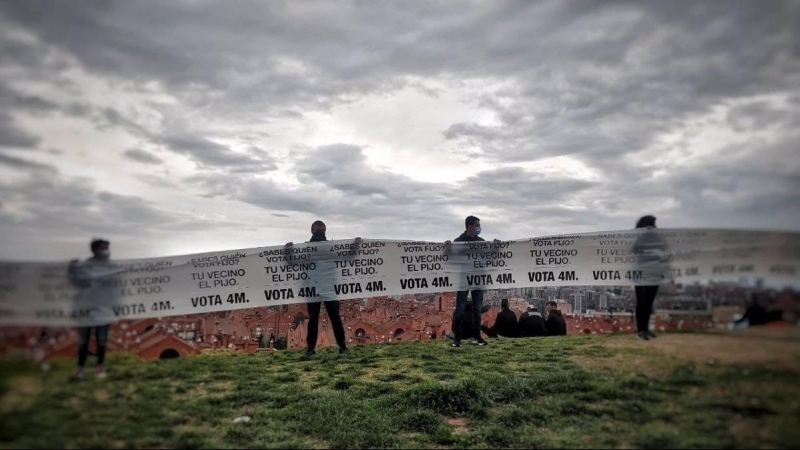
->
<box><xmin>0</xmin><ymin>1</ymin><xmax>798</xmax><ymax>261</ymax></box>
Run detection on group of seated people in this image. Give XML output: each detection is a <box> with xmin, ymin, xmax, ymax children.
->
<box><xmin>733</xmin><ymin>294</ymin><xmax>787</xmax><ymax>328</ymax></box>
<box><xmin>461</xmin><ymin>298</ymin><xmax>568</xmax><ymax>339</ymax></box>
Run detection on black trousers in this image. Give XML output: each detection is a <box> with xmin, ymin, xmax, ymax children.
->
<box><xmin>453</xmin><ymin>290</ymin><xmax>483</xmax><ymax>340</ymax></box>
<box><xmin>480</xmin><ymin>324</ymin><xmax>498</xmax><ymax>338</ymax></box>
<box><xmin>307</xmin><ymin>301</ymin><xmax>347</xmax><ymax>350</ymax></box>
<box><xmin>78</xmin><ymin>325</ymin><xmax>110</xmax><ymax>367</ymax></box>
<box><xmin>635</xmin><ymin>285</ymin><xmax>659</xmax><ymax>333</ymax></box>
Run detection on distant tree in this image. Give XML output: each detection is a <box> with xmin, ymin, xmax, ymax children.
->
<box><xmin>275</xmin><ymin>336</ymin><xmax>288</xmax><ymax>350</ymax></box>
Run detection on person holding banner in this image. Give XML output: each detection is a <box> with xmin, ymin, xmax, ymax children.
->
<box><xmin>68</xmin><ymin>239</ymin><xmax>115</xmax><ymax>380</ymax></box>
<box><xmin>633</xmin><ymin>215</ymin><xmax>669</xmax><ymax>341</ymax></box>
<box><xmin>445</xmin><ymin>215</ymin><xmax>502</xmax><ymax>348</ymax></box>
<box><xmin>285</xmin><ymin>220</ymin><xmax>359</xmax><ymax>357</ymax></box>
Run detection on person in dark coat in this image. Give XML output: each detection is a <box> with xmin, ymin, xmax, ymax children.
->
<box><xmin>460</xmin><ymin>301</ymin><xmax>491</xmax><ymax>339</ymax></box>
<box><xmin>285</xmin><ymin>220</ymin><xmax>359</xmax><ymax>357</ymax></box>
<box><xmin>481</xmin><ymin>298</ymin><xmax>518</xmax><ymax>338</ymax></box>
<box><xmin>734</xmin><ymin>297</ymin><xmax>769</xmax><ymax>327</ymax></box>
<box><xmin>444</xmin><ymin>215</ymin><xmax>502</xmax><ymax>347</ymax></box>
<box><xmin>518</xmin><ymin>306</ymin><xmax>546</xmax><ymax>337</ymax></box>
<box><xmin>544</xmin><ymin>301</ymin><xmax>567</xmax><ymax>336</ymax></box>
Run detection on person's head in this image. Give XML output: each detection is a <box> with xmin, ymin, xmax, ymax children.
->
<box><xmin>527</xmin><ymin>305</ymin><xmax>537</xmax><ymax>312</ymax></box>
<box><xmin>310</xmin><ymin>220</ymin><xmax>326</xmax><ymax>241</ymax></box>
<box><xmin>501</xmin><ymin>298</ymin><xmax>510</xmax><ymax>309</ymax></box>
<box><xmin>465</xmin><ymin>215</ymin><xmax>481</xmax><ymax>236</ymax></box>
<box><xmin>635</xmin><ymin>215</ymin><xmax>657</xmax><ymax>229</ymax></box>
<box><xmin>90</xmin><ymin>239</ymin><xmax>110</xmax><ymax>260</ymax></box>
<box><xmin>546</xmin><ymin>301</ymin><xmax>558</xmax><ymax>313</ymax></box>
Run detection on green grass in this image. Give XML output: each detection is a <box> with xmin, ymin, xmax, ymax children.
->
<box><xmin>1</xmin><ymin>333</ymin><xmax>799</xmax><ymax>449</ymax></box>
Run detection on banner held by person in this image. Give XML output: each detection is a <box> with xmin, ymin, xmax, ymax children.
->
<box><xmin>0</xmin><ymin>228</ymin><xmax>797</xmax><ymax>327</ymax></box>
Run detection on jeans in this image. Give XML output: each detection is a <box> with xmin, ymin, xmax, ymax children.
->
<box><xmin>453</xmin><ymin>290</ymin><xmax>483</xmax><ymax>340</ymax></box>
<box><xmin>307</xmin><ymin>301</ymin><xmax>347</xmax><ymax>350</ymax></box>
<box><xmin>635</xmin><ymin>285</ymin><xmax>659</xmax><ymax>333</ymax></box>
<box><xmin>77</xmin><ymin>325</ymin><xmax>110</xmax><ymax>367</ymax></box>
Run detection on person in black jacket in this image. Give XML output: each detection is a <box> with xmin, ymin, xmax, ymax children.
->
<box><xmin>481</xmin><ymin>298</ymin><xmax>518</xmax><ymax>338</ymax></box>
<box><xmin>518</xmin><ymin>306</ymin><xmax>546</xmax><ymax>337</ymax></box>
<box><xmin>734</xmin><ymin>296</ymin><xmax>769</xmax><ymax>327</ymax></box>
<box><xmin>285</xmin><ymin>220</ymin><xmax>359</xmax><ymax>357</ymax></box>
<box><xmin>544</xmin><ymin>301</ymin><xmax>567</xmax><ymax>336</ymax></box>
<box><xmin>445</xmin><ymin>215</ymin><xmax>502</xmax><ymax>347</ymax></box>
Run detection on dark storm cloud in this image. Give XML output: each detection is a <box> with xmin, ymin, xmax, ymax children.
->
<box><xmin>0</xmin><ymin>151</ymin><xmax>55</xmax><ymax>172</ymax></box>
<box><xmin>0</xmin><ymin>82</ymin><xmax>58</xmax><ymax>114</ymax></box>
<box><xmin>159</xmin><ymin>134</ymin><xmax>277</xmax><ymax>173</ymax></box>
<box><xmin>0</xmin><ymin>112</ymin><xmax>39</xmax><ymax>148</ymax></box>
<box><xmin>123</xmin><ymin>148</ymin><xmax>163</xmax><ymax>164</ymax></box>
<box><xmin>0</xmin><ymin>0</ymin><xmax>797</xmax><ymax>256</ymax></box>
<box><xmin>0</xmin><ymin>171</ymin><xmax>244</xmax><ymax>259</ymax></box>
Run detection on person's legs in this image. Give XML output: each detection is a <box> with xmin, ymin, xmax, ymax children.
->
<box><xmin>481</xmin><ymin>324</ymin><xmax>498</xmax><ymax>338</ymax></box>
<box><xmin>76</xmin><ymin>327</ymin><xmax>92</xmax><ymax>377</ymax></box>
<box><xmin>452</xmin><ymin>291</ymin><xmax>469</xmax><ymax>344</ymax></box>
<box><xmin>635</xmin><ymin>286</ymin><xmax>648</xmax><ymax>336</ymax></box>
<box><xmin>95</xmin><ymin>325</ymin><xmax>109</xmax><ymax>364</ymax></box>
<box><xmin>324</xmin><ymin>301</ymin><xmax>347</xmax><ymax>352</ymax></box>
<box><xmin>645</xmin><ymin>286</ymin><xmax>659</xmax><ymax>336</ymax></box>
<box><xmin>306</xmin><ymin>302</ymin><xmax>322</xmax><ymax>353</ymax></box>
<box><xmin>95</xmin><ymin>325</ymin><xmax>110</xmax><ymax>378</ymax></box>
<box><xmin>471</xmin><ymin>290</ymin><xmax>487</xmax><ymax>344</ymax></box>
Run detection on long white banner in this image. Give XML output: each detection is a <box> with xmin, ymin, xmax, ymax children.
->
<box><xmin>0</xmin><ymin>228</ymin><xmax>798</xmax><ymax>327</ymax></box>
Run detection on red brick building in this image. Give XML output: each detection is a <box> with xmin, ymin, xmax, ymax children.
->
<box><xmin>2</xmin><ymin>288</ymin><xmax>789</xmax><ymax>361</ymax></box>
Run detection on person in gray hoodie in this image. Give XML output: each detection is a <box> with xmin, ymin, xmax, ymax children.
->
<box><xmin>68</xmin><ymin>239</ymin><xmax>117</xmax><ymax>380</ymax></box>
<box><xmin>632</xmin><ymin>215</ymin><xmax>669</xmax><ymax>341</ymax></box>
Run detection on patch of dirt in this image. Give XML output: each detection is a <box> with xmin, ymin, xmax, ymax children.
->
<box><xmin>571</xmin><ymin>343</ymin><xmax>678</xmax><ymax>377</ymax></box>
<box><xmin>575</xmin><ymin>328</ymin><xmax>800</xmax><ymax>373</ymax></box>
<box><xmin>175</xmin><ymin>423</ymin><xmax>211</xmax><ymax>435</ymax></box>
<box><xmin>444</xmin><ymin>417</ymin><xmax>469</xmax><ymax>435</ymax></box>
<box><xmin>0</xmin><ymin>376</ymin><xmax>41</xmax><ymax>413</ymax></box>
<box><xmin>94</xmin><ymin>389</ymin><xmax>109</xmax><ymax>402</ymax></box>
<box><xmin>181</xmin><ymin>380</ymin><xmax>236</xmax><ymax>400</ymax></box>
<box><xmin>729</xmin><ymin>417</ymin><xmax>772</xmax><ymax>443</ymax></box>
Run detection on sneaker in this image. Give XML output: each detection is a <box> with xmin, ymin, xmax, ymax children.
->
<box><xmin>637</xmin><ymin>332</ymin><xmax>650</xmax><ymax>341</ymax></box>
<box><xmin>473</xmin><ymin>338</ymin><xmax>488</xmax><ymax>346</ymax></box>
<box><xmin>74</xmin><ymin>368</ymin><xmax>85</xmax><ymax>380</ymax></box>
<box><xmin>96</xmin><ymin>366</ymin><xmax>107</xmax><ymax>379</ymax></box>
<box><xmin>338</xmin><ymin>346</ymin><xmax>349</xmax><ymax>355</ymax></box>
<box><xmin>646</xmin><ymin>331</ymin><xmax>657</xmax><ymax>339</ymax></box>
<box><xmin>451</xmin><ymin>340</ymin><xmax>461</xmax><ymax>348</ymax></box>
<box><xmin>304</xmin><ymin>349</ymin><xmax>316</xmax><ymax>357</ymax></box>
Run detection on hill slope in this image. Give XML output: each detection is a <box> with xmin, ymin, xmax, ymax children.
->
<box><xmin>2</xmin><ymin>329</ymin><xmax>800</xmax><ymax>449</ymax></box>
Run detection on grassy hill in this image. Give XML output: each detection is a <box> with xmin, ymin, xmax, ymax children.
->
<box><xmin>2</xmin><ymin>329</ymin><xmax>800</xmax><ymax>449</ymax></box>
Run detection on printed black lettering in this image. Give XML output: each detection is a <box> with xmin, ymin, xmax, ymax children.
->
<box><xmin>593</xmin><ymin>270</ymin><xmax>621</xmax><ymax>281</ymax></box>
<box><xmin>400</xmin><ymin>278</ymin><xmax>429</xmax><ymax>289</ymax></box>
<box><xmin>263</xmin><ymin>289</ymin><xmax>295</xmax><ymax>301</ymax></box>
<box><xmin>528</xmin><ymin>271</ymin><xmax>555</xmax><ymax>282</ymax></box>
<box><xmin>333</xmin><ymin>283</ymin><xmax>363</xmax><ymax>295</ymax></box>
